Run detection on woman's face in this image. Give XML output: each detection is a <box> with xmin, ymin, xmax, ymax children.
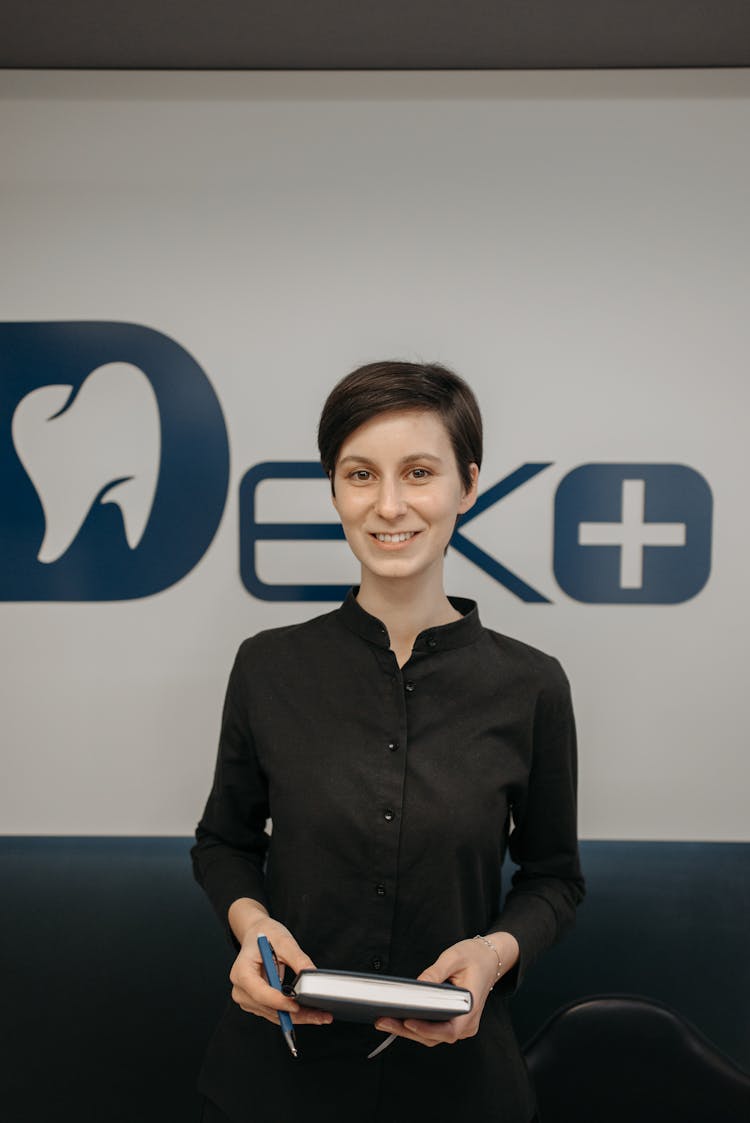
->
<box><xmin>331</xmin><ymin>409</ymin><xmax>478</xmax><ymax>585</ymax></box>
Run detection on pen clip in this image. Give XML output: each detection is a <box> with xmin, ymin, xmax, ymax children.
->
<box><xmin>268</xmin><ymin>941</ymin><xmax>281</xmax><ymax>978</ymax></box>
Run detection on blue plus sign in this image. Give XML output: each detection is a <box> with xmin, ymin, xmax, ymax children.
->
<box><xmin>553</xmin><ymin>464</ymin><xmax>712</xmax><ymax>604</ymax></box>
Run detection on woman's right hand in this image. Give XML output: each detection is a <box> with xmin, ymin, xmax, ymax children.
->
<box><xmin>227</xmin><ymin>898</ymin><xmax>333</xmax><ymax>1027</ymax></box>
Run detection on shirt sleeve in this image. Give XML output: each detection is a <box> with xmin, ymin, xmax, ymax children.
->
<box><xmin>488</xmin><ymin>657</ymin><xmax>585</xmax><ymax>995</ymax></box>
<box><xmin>190</xmin><ymin>642</ymin><xmax>270</xmax><ymax>951</ymax></box>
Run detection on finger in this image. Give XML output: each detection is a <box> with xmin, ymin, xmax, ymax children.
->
<box><xmin>403</xmin><ymin>1017</ymin><xmax>465</xmax><ymax>1043</ymax></box>
<box><xmin>232</xmin><ymin>971</ymin><xmax>301</xmax><ymax>1011</ymax></box>
<box><xmin>233</xmin><ymin>993</ymin><xmax>332</xmax><ymax>1026</ymax></box>
<box><xmin>375</xmin><ymin>1012</ymin><xmax>469</xmax><ymax>1044</ymax></box>
<box><xmin>374</xmin><ymin>1018</ymin><xmax>444</xmax><ymax>1047</ymax></box>
<box><xmin>232</xmin><ymin>979</ymin><xmax>301</xmax><ymax>1014</ymax></box>
<box><xmin>432</xmin><ymin>1014</ymin><xmax>481</xmax><ymax>1042</ymax></box>
<box><xmin>258</xmin><ymin>1007</ymin><xmax>333</xmax><ymax>1026</ymax></box>
<box><xmin>232</xmin><ymin>948</ymin><xmax>304</xmax><ymax>1005</ymax></box>
<box><xmin>291</xmin><ymin>1009</ymin><xmax>333</xmax><ymax>1026</ymax></box>
<box><xmin>374</xmin><ymin>1018</ymin><xmax>409</xmax><ymax>1038</ymax></box>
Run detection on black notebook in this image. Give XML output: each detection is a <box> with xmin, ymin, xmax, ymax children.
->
<box><xmin>291</xmin><ymin>968</ymin><xmax>473</xmax><ymax>1023</ymax></box>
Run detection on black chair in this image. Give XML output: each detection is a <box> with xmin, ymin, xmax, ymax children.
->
<box><xmin>523</xmin><ymin>994</ymin><xmax>750</xmax><ymax>1123</ymax></box>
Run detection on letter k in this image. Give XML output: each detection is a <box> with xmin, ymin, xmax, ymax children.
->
<box><xmin>451</xmin><ymin>463</ymin><xmax>553</xmax><ymax>603</ymax></box>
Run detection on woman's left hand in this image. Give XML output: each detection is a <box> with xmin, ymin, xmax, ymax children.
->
<box><xmin>374</xmin><ymin>932</ymin><xmax>520</xmax><ymax>1047</ymax></box>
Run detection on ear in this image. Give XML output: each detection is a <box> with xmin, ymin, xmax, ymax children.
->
<box><xmin>329</xmin><ymin>471</ymin><xmax>338</xmax><ymax>509</ymax></box>
<box><xmin>457</xmin><ymin>463</ymin><xmax>479</xmax><ymax>515</ymax></box>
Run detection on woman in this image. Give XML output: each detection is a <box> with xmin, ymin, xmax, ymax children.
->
<box><xmin>191</xmin><ymin>361</ymin><xmax>585</xmax><ymax>1123</ymax></box>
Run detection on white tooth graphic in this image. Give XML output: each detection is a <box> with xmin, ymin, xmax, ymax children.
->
<box><xmin>11</xmin><ymin>362</ymin><xmax>161</xmax><ymax>563</ymax></box>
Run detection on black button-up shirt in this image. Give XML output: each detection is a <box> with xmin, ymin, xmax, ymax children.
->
<box><xmin>192</xmin><ymin>589</ymin><xmax>584</xmax><ymax>990</ymax></box>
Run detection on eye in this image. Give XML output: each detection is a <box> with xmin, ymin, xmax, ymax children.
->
<box><xmin>349</xmin><ymin>469</ymin><xmax>372</xmax><ymax>482</ymax></box>
<box><xmin>409</xmin><ymin>467</ymin><xmax>432</xmax><ymax>480</ymax></box>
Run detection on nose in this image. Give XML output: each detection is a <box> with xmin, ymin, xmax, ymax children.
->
<box><xmin>373</xmin><ymin>477</ymin><xmax>408</xmax><ymax>520</ymax></box>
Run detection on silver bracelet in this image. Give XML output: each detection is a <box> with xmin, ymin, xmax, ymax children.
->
<box><xmin>473</xmin><ymin>934</ymin><xmax>503</xmax><ymax>981</ymax></box>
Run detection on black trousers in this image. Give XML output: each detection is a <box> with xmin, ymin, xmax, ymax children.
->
<box><xmin>200</xmin><ymin>1096</ymin><xmax>541</xmax><ymax>1123</ymax></box>
<box><xmin>200</xmin><ymin>1098</ymin><xmax>233</xmax><ymax>1123</ymax></box>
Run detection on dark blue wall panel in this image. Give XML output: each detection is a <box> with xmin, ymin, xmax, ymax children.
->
<box><xmin>1</xmin><ymin>837</ymin><xmax>747</xmax><ymax>1123</ymax></box>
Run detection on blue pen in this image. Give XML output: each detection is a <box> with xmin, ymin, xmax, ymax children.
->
<box><xmin>257</xmin><ymin>934</ymin><xmax>298</xmax><ymax>1058</ymax></box>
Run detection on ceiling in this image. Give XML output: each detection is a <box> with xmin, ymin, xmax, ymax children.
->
<box><xmin>2</xmin><ymin>0</ymin><xmax>749</xmax><ymax>69</ymax></box>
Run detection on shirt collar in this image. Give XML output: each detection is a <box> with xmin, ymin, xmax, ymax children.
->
<box><xmin>336</xmin><ymin>586</ymin><xmax>483</xmax><ymax>654</ymax></box>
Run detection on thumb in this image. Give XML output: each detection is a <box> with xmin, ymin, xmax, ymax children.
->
<box><xmin>272</xmin><ymin>931</ymin><xmax>316</xmax><ymax>974</ymax></box>
<box><xmin>417</xmin><ymin>947</ymin><xmax>462</xmax><ymax>985</ymax></box>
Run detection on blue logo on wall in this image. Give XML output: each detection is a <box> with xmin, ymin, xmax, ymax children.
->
<box><xmin>1</xmin><ymin>322</ymin><xmax>229</xmax><ymax>600</ymax></box>
<box><xmin>3</xmin><ymin>325</ymin><xmax>712</xmax><ymax>610</ymax></box>
<box><xmin>554</xmin><ymin>463</ymin><xmax>712</xmax><ymax>603</ymax></box>
<box><xmin>240</xmin><ymin>460</ymin><xmax>713</xmax><ymax>604</ymax></box>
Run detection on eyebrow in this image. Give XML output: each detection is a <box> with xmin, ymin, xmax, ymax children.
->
<box><xmin>338</xmin><ymin>452</ymin><xmax>444</xmax><ymax>467</ymax></box>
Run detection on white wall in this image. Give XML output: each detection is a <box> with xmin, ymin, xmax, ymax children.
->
<box><xmin>1</xmin><ymin>70</ymin><xmax>747</xmax><ymax>840</ymax></box>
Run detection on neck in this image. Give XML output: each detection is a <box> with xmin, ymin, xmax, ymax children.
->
<box><xmin>355</xmin><ymin>565</ymin><xmax>461</xmax><ymax>651</ymax></box>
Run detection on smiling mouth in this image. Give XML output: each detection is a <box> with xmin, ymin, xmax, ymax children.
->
<box><xmin>370</xmin><ymin>531</ymin><xmax>420</xmax><ymax>544</ymax></box>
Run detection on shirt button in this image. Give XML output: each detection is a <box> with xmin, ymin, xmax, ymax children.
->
<box><xmin>387</xmin><ymin>740</ymin><xmax>399</xmax><ymax>752</ymax></box>
<box><xmin>383</xmin><ymin>809</ymin><xmax>394</xmax><ymax>822</ymax></box>
<box><xmin>427</xmin><ymin>637</ymin><xmax>437</xmax><ymax>649</ymax></box>
<box><xmin>371</xmin><ymin>957</ymin><xmax>383</xmax><ymax>971</ymax></box>
<box><xmin>405</xmin><ymin>680</ymin><xmax>416</xmax><ymax>693</ymax></box>
<box><xmin>375</xmin><ymin>883</ymin><xmax>386</xmax><ymax>896</ymax></box>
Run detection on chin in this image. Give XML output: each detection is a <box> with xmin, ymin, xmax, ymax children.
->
<box><xmin>366</xmin><ymin>558</ymin><xmax>417</xmax><ymax>575</ymax></box>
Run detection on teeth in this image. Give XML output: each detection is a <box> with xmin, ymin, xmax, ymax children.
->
<box><xmin>375</xmin><ymin>532</ymin><xmax>416</xmax><ymax>543</ymax></box>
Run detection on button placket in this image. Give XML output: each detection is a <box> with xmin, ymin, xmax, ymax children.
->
<box><xmin>369</xmin><ymin>650</ymin><xmax>409</xmax><ymax>979</ymax></box>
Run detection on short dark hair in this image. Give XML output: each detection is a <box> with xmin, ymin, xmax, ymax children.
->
<box><xmin>317</xmin><ymin>360</ymin><xmax>483</xmax><ymax>494</ymax></box>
